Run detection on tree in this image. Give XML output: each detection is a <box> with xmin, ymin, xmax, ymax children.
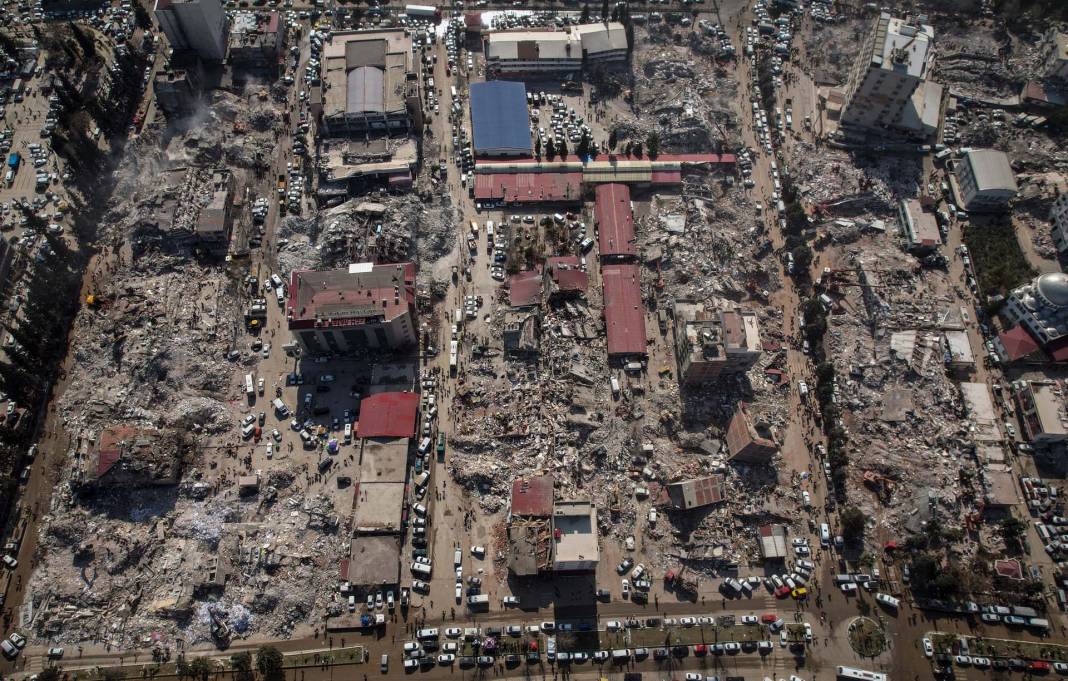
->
<box><xmin>36</xmin><ymin>670</ymin><xmax>61</xmax><ymax>681</ymax></box>
<box><xmin>534</xmin><ymin>137</ymin><xmax>542</xmax><ymax>158</ymax></box>
<box><xmin>608</xmin><ymin>129</ymin><xmax>617</xmax><ymax>151</ymax></box>
<box><xmin>633</xmin><ymin>140</ymin><xmax>643</xmax><ymax>157</ymax></box>
<box><xmin>791</xmin><ymin>244</ymin><xmax>813</xmax><ymax>272</ymax></box>
<box><xmin>188</xmin><ymin>657</ymin><xmax>212</xmax><ymax>681</ymax></box>
<box><xmin>557</xmin><ymin>137</ymin><xmax>568</xmax><ymax>158</ymax></box>
<box><xmin>545</xmin><ymin>138</ymin><xmax>556</xmax><ymax>161</ymax></box>
<box><xmin>102</xmin><ymin>669</ymin><xmax>126</xmax><ymax>681</ymax></box>
<box><xmin>175</xmin><ymin>655</ymin><xmax>192</xmax><ymax>681</ymax></box>
<box><xmin>256</xmin><ymin>645</ymin><xmax>285</xmax><ymax>681</ymax></box>
<box><xmin>645</xmin><ymin>130</ymin><xmax>660</xmax><ymax>159</ymax></box>
<box><xmin>840</xmin><ymin>506</ymin><xmax>866</xmax><ymax>543</ymax></box>
<box><xmin>1000</xmin><ymin>516</ymin><xmax>1027</xmax><ymax>552</ymax></box>
<box><xmin>600</xmin><ymin>0</ymin><xmax>609</xmax><ymax>19</ymax></box>
<box><xmin>133</xmin><ymin>1</ymin><xmax>152</xmax><ymax>29</ymax></box>
<box><xmin>231</xmin><ymin>651</ymin><xmax>255</xmax><ymax>681</ymax></box>
<box><xmin>580</xmin><ymin>3</ymin><xmax>590</xmax><ymax>21</ymax></box>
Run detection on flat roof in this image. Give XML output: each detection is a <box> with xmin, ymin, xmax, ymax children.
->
<box><xmin>352</xmin><ymin>481</ymin><xmax>406</xmax><ymax>533</ymax></box>
<box><xmin>601</xmin><ymin>264</ymin><xmax>647</xmax><ymax>356</ymax></box>
<box><xmin>869</xmin><ymin>13</ymin><xmax>933</xmax><ymax>79</ymax></box>
<box><xmin>758</xmin><ymin>524</ymin><xmax>788</xmax><ymax>559</ymax></box>
<box><xmin>983</xmin><ymin>466</ymin><xmax>1019</xmax><ymax>507</ymax></box>
<box><xmin>960</xmin><ymin>381</ymin><xmax>1004</xmax><ymax>443</ymax></box>
<box><xmin>470</xmin><ymin>81</ymin><xmax>532</xmax><ymax>155</ymax></box>
<box><xmin>474</xmin><ymin>172</ymin><xmax>582</xmax><ymax>203</ymax></box>
<box><xmin>288</xmin><ymin>262</ymin><xmax>414</xmax><ymax>328</ymax></box>
<box><xmin>964</xmin><ymin>148</ymin><xmax>1018</xmax><ymax>193</ymax></box>
<box><xmin>508</xmin><ymin>268</ymin><xmax>543</xmax><ymax>308</ymax></box>
<box><xmin>552</xmin><ymin>500</ymin><xmax>598</xmax><ymax>565</ymax></box>
<box><xmin>358</xmin><ymin>437</ymin><xmax>410</xmax><ymax>484</ymax></box>
<box><xmin>322</xmin><ymin>30</ymin><xmax>413</xmax><ymax>118</ymax></box>
<box><xmin>944</xmin><ymin>330</ymin><xmax>974</xmax><ymax>365</ymax></box>
<box><xmin>511</xmin><ymin>475</ymin><xmax>554</xmax><ymax>517</ymax></box>
<box><xmin>595</xmin><ymin>183</ymin><xmax>636</xmax><ymax>258</ymax></box>
<box><xmin>664</xmin><ymin>476</ymin><xmax>726</xmax><ymax>510</ymax></box>
<box><xmin>347</xmin><ymin>535</ymin><xmax>401</xmax><ymax>587</ymax></box>
<box><xmin>357</xmin><ymin>392</ymin><xmax>419</xmax><ymax>439</ymax></box>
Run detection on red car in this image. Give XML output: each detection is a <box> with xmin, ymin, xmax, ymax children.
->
<box><xmin>693</xmin><ymin>645</ymin><xmax>707</xmax><ymax>656</ymax></box>
<box><xmin>760</xmin><ymin>613</ymin><xmax>778</xmax><ymax>624</ymax></box>
<box><xmin>1029</xmin><ymin>661</ymin><xmax>1051</xmax><ymax>673</ymax></box>
<box><xmin>775</xmin><ymin>586</ymin><xmax>792</xmax><ymax>599</ymax></box>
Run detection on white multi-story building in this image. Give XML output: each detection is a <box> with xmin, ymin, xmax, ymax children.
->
<box><xmin>1002</xmin><ymin>273</ymin><xmax>1068</xmax><ymax>350</ymax></box>
<box><xmin>1050</xmin><ymin>193</ymin><xmax>1068</xmax><ymax>254</ymax></box>
<box><xmin>485</xmin><ymin>23</ymin><xmax>627</xmax><ymax>77</ymax></box>
<box><xmin>955</xmin><ymin>148</ymin><xmax>1017</xmax><ymax>212</ymax></box>
<box><xmin>154</xmin><ymin>0</ymin><xmax>228</xmax><ymax>62</ymax></box>
<box><xmin>840</xmin><ymin>13</ymin><xmax>934</xmax><ymax>132</ymax></box>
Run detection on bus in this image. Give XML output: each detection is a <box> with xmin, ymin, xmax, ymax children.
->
<box><xmin>837</xmin><ymin>667</ymin><xmax>887</xmax><ymax>681</ymax></box>
<box><xmin>245</xmin><ymin>373</ymin><xmax>255</xmax><ymax>397</ymax></box>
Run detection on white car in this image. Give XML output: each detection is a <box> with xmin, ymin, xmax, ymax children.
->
<box><xmin>1</xmin><ymin>555</ymin><xmax>16</xmax><ymax>569</ymax></box>
<box><xmin>454</xmin><ymin>583</ymin><xmax>462</xmax><ymax>601</ymax></box>
<box><xmin>503</xmin><ymin>596</ymin><xmax>519</xmax><ymax>606</ymax></box>
<box><xmin>679</xmin><ymin>617</ymin><xmax>696</xmax><ymax>627</ymax></box>
<box><xmin>922</xmin><ymin>639</ymin><xmax>933</xmax><ymax>657</ymax></box>
<box><xmin>471</xmin><ymin>546</ymin><xmax>486</xmax><ymax>557</ymax></box>
<box><xmin>445</xmin><ymin>628</ymin><xmax>462</xmax><ymax>638</ymax></box>
<box><xmin>686</xmin><ymin>675</ymin><xmax>703</xmax><ymax>681</ymax></box>
<box><xmin>438</xmin><ymin>654</ymin><xmax>456</xmax><ymax>665</ymax></box>
<box><xmin>740</xmin><ymin>615</ymin><xmax>758</xmax><ymax>625</ymax></box>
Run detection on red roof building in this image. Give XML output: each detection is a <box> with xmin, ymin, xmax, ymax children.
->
<box><xmin>287</xmin><ymin>262</ymin><xmax>417</xmax><ymax>355</ymax></box>
<box><xmin>356</xmin><ymin>392</ymin><xmax>419</xmax><ymax>439</ymax></box>
<box><xmin>508</xmin><ymin>267</ymin><xmax>543</xmax><ymax>308</ymax></box>
<box><xmin>601</xmin><ymin>263</ymin><xmax>647</xmax><ymax>357</ymax></box>
<box><xmin>595</xmin><ymin>183</ymin><xmax>636</xmax><ymax>260</ymax></box>
<box><xmin>995</xmin><ymin>325</ymin><xmax>1041</xmax><ymax>362</ymax></box>
<box><xmin>510</xmin><ymin>475</ymin><xmax>554</xmax><ymax>517</ymax></box>
<box><xmin>474</xmin><ymin>172</ymin><xmax>583</xmax><ymax>203</ymax></box>
<box><xmin>546</xmin><ymin>256</ymin><xmax>588</xmax><ymax>294</ymax></box>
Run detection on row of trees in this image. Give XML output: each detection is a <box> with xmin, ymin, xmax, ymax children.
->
<box><xmin>33</xmin><ymin>645</ymin><xmax>289</xmax><ymax>681</ymax></box>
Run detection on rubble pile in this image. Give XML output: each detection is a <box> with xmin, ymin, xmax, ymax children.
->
<box><xmin>788</xmin><ymin>140</ymin><xmax>919</xmax><ymax>211</ymax></box>
<box><xmin>930</xmin><ymin>25</ymin><xmax>1020</xmax><ymax>100</ymax></box>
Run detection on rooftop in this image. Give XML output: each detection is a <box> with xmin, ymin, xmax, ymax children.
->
<box><xmin>758</xmin><ymin>524</ymin><xmax>788</xmax><ymax>560</ymax></box>
<box><xmin>868</xmin><ymin>13</ymin><xmax>934</xmax><ymax>80</ymax></box>
<box><xmin>356</xmin><ymin>392</ymin><xmax>419</xmax><ymax>439</ymax></box>
<box><xmin>552</xmin><ymin>500</ymin><xmax>598</xmax><ymax>566</ymax></box>
<box><xmin>322</xmin><ymin>30</ymin><xmax>415</xmax><ymax>118</ymax></box>
<box><xmin>662</xmin><ymin>476</ymin><xmax>727</xmax><ymax>510</ymax></box>
<box><xmin>595</xmin><ymin>183</ymin><xmax>636</xmax><ymax>258</ymax></box>
<box><xmin>287</xmin><ymin>262</ymin><xmax>415</xmax><ymax>329</ymax></box>
<box><xmin>485</xmin><ymin>22</ymin><xmax>627</xmax><ymax>61</ymax></box>
<box><xmin>508</xmin><ymin>267</ymin><xmax>543</xmax><ymax>308</ymax></box>
<box><xmin>963</xmin><ymin>148</ymin><xmax>1018</xmax><ymax>193</ymax></box>
<box><xmin>546</xmin><ymin>256</ymin><xmax>588</xmax><ymax>292</ymax></box>
<box><xmin>1018</xmin><ymin>380</ymin><xmax>1068</xmax><ymax>440</ymax></box>
<box><xmin>90</xmin><ymin>425</ymin><xmax>180</xmax><ymax>487</ymax></box>
<box><xmin>352</xmin><ymin>481</ymin><xmax>406</xmax><ymax>534</ymax></box>
<box><xmin>511</xmin><ymin>475</ymin><xmax>554</xmax><ymax>517</ymax></box>
<box><xmin>347</xmin><ymin>535</ymin><xmax>401</xmax><ymax>587</ymax></box>
<box><xmin>470</xmin><ymin>81</ymin><xmax>532</xmax><ymax>155</ymax></box>
<box><xmin>601</xmin><ymin>263</ymin><xmax>647</xmax><ymax>356</ymax></box>
<box><xmin>358</xmin><ymin>437</ymin><xmax>409</xmax><ymax>483</ymax></box>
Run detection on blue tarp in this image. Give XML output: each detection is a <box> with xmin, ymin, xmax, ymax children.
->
<box><xmin>470</xmin><ymin>81</ymin><xmax>532</xmax><ymax>156</ymax></box>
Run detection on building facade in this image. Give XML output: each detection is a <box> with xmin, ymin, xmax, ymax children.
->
<box><xmin>1014</xmin><ymin>380</ymin><xmax>1068</xmax><ymax>446</ymax></box>
<box><xmin>1002</xmin><ymin>272</ymin><xmax>1068</xmax><ymax>354</ymax></box>
<box><xmin>286</xmin><ymin>262</ymin><xmax>417</xmax><ymax>356</ymax></box>
<box><xmin>1050</xmin><ymin>193</ymin><xmax>1068</xmax><ymax>254</ymax></box>
<box><xmin>955</xmin><ymin>149</ymin><xmax>1018</xmax><ymax>212</ymax></box>
<box><xmin>840</xmin><ymin>13</ymin><xmax>934</xmax><ymax>132</ymax></box>
<box><xmin>1043</xmin><ymin>30</ymin><xmax>1068</xmax><ymax>81</ymax></box>
<box><xmin>725</xmin><ymin>402</ymin><xmax>779</xmax><ymax>464</ymax></box>
<box><xmin>154</xmin><ymin>0</ymin><xmax>228</xmax><ymax>62</ymax></box>
<box><xmin>228</xmin><ymin>11</ymin><xmax>285</xmax><ymax>70</ymax></box>
<box><xmin>485</xmin><ymin>23</ymin><xmax>627</xmax><ymax>77</ymax></box>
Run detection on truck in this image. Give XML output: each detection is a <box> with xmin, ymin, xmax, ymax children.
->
<box><xmin>405</xmin><ymin>4</ymin><xmax>440</xmax><ymax>18</ymax></box>
<box><xmin>245</xmin><ymin>373</ymin><xmax>255</xmax><ymax>398</ymax></box>
<box><xmin>6</xmin><ymin>152</ymin><xmax>19</xmax><ymax>171</ymax></box>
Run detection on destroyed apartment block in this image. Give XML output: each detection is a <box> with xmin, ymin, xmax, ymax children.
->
<box><xmin>227</xmin><ymin>11</ymin><xmax>286</xmax><ymax>72</ymax></box>
<box><xmin>897</xmin><ymin>198</ymin><xmax>940</xmax><ymax>254</ymax></box>
<box><xmin>507</xmin><ymin>475</ymin><xmax>554</xmax><ymax>577</ymax></box>
<box><xmin>503</xmin><ymin>310</ymin><xmax>539</xmax><ymax>354</ymax></box>
<box><xmin>659</xmin><ymin>475</ymin><xmax>727</xmax><ymax>511</ymax></box>
<box><xmin>75</xmin><ymin>425</ymin><xmax>181</xmax><ymax>491</ymax></box>
<box><xmin>317</xmin><ymin>137</ymin><xmax>418</xmax><ymax>200</ymax></box>
<box><xmin>131</xmin><ymin>167</ymin><xmax>241</xmax><ymax>255</ymax></box>
<box><xmin>673</xmin><ymin>300</ymin><xmax>762</xmax><ymax>385</ymax></box>
<box><xmin>960</xmin><ymin>382</ymin><xmax>1005</xmax><ymax>444</ymax></box>
<box><xmin>725</xmin><ymin>402</ymin><xmax>779</xmax><ymax>464</ymax></box>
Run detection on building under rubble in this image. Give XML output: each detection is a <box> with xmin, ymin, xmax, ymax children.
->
<box><xmin>484</xmin><ymin>23</ymin><xmax>628</xmax><ymax>78</ymax></box>
<box><xmin>898</xmin><ymin>198</ymin><xmax>940</xmax><ymax>254</ymax></box>
<box><xmin>315</xmin><ymin>30</ymin><xmax>423</xmax><ymax>137</ymax></box>
<box><xmin>286</xmin><ymin>262</ymin><xmax>417</xmax><ymax>356</ymax></box>
<box><xmin>77</xmin><ymin>426</ymin><xmax>182</xmax><ymax>490</ymax></box>
<box><xmin>660</xmin><ymin>476</ymin><xmax>727</xmax><ymax>511</ymax></box>
<box><xmin>505</xmin><ymin>475</ymin><xmax>598</xmax><ymax>575</ymax></box>
<box><xmin>673</xmin><ymin>302</ymin><xmax>762</xmax><ymax>385</ymax></box>
<box><xmin>725</xmin><ymin>403</ymin><xmax>779</xmax><ymax>464</ymax></box>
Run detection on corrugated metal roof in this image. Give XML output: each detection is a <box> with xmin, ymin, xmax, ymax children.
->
<box><xmin>474</xmin><ymin>172</ymin><xmax>582</xmax><ymax>203</ymax></box>
<box><xmin>356</xmin><ymin>392</ymin><xmax>419</xmax><ymax>438</ymax></box>
<box><xmin>511</xmin><ymin>475</ymin><xmax>554</xmax><ymax>517</ymax></box>
<box><xmin>596</xmin><ymin>183</ymin><xmax>636</xmax><ymax>259</ymax></box>
<box><xmin>347</xmin><ymin>66</ymin><xmax>384</xmax><ymax>114</ymax></box>
<box><xmin>508</xmin><ymin>268</ymin><xmax>542</xmax><ymax>307</ymax></box>
<box><xmin>601</xmin><ymin>263</ymin><xmax>647</xmax><ymax>356</ymax></box>
<box><xmin>470</xmin><ymin>81</ymin><xmax>532</xmax><ymax>155</ymax></box>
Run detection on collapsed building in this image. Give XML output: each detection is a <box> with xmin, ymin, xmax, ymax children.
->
<box><xmin>227</xmin><ymin>11</ymin><xmax>285</xmax><ymax>71</ymax></box>
<box><xmin>75</xmin><ymin>426</ymin><xmax>182</xmax><ymax>491</ymax></box>
<box><xmin>725</xmin><ymin>402</ymin><xmax>779</xmax><ymax>464</ymax></box>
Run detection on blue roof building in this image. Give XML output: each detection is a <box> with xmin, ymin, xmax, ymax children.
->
<box><xmin>469</xmin><ymin>81</ymin><xmax>532</xmax><ymax>157</ymax></box>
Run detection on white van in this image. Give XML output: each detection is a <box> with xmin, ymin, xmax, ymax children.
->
<box><xmin>270</xmin><ymin>274</ymin><xmax>284</xmax><ymax>289</ymax></box>
<box><xmin>275</xmin><ymin>287</ymin><xmax>285</xmax><ymax>305</ymax></box>
<box><xmin>414</xmin><ymin>470</ymin><xmax>431</xmax><ymax>488</ymax></box>
<box><xmin>411</xmin><ymin>562</ymin><xmax>432</xmax><ymax>577</ymax></box>
<box><xmin>418</xmin><ymin>436</ymin><xmax>432</xmax><ymax>454</ymax></box>
<box><xmin>454</xmin><ymin>548</ymin><xmax>463</xmax><ymax>566</ymax></box>
<box><xmin>272</xmin><ymin>398</ymin><xmax>289</xmax><ymax>416</ymax></box>
<box><xmin>820</xmin><ymin>523</ymin><xmax>831</xmax><ymax>547</ymax></box>
<box><xmin>344</xmin><ymin>422</ymin><xmax>352</xmax><ymax>442</ymax></box>
<box><xmin>241</xmin><ymin>423</ymin><xmax>256</xmax><ymax>439</ymax></box>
